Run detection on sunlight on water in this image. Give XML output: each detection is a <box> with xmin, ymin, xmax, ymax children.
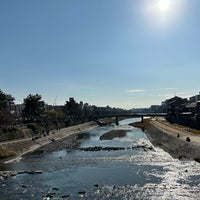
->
<box><xmin>1</xmin><ymin>118</ymin><xmax>200</xmax><ymax>199</ymax></box>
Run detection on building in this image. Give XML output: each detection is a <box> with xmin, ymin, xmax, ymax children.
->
<box><xmin>189</xmin><ymin>92</ymin><xmax>200</xmax><ymax>102</ymax></box>
<box><xmin>14</xmin><ymin>104</ymin><xmax>25</xmax><ymax>115</ymax></box>
<box><xmin>165</xmin><ymin>93</ymin><xmax>200</xmax><ymax>129</ymax></box>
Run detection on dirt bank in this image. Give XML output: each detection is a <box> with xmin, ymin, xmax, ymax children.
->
<box><xmin>100</xmin><ymin>130</ymin><xmax>128</xmax><ymax>140</ymax></box>
<box><xmin>131</xmin><ymin>119</ymin><xmax>200</xmax><ymax>162</ymax></box>
<box><xmin>0</xmin><ymin>122</ymin><xmax>97</xmax><ymax>163</ymax></box>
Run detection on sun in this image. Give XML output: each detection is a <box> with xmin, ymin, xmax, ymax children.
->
<box><xmin>158</xmin><ymin>0</ymin><xmax>170</xmax><ymax>12</ymax></box>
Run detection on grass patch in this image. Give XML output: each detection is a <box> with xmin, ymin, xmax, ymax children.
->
<box><xmin>0</xmin><ymin>149</ymin><xmax>16</xmax><ymax>159</ymax></box>
<box><xmin>27</xmin><ymin>123</ymin><xmax>44</xmax><ymax>134</ymax></box>
<box><xmin>0</xmin><ymin>127</ymin><xmax>24</xmax><ymax>142</ymax></box>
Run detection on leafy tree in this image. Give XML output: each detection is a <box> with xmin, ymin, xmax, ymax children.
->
<box><xmin>0</xmin><ymin>90</ymin><xmax>15</xmax><ymax>113</ymax></box>
<box><xmin>0</xmin><ymin>90</ymin><xmax>15</xmax><ymax>128</ymax></box>
<box><xmin>64</xmin><ymin>98</ymin><xmax>83</xmax><ymax>124</ymax></box>
<box><xmin>0</xmin><ymin>112</ymin><xmax>15</xmax><ymax>129</ymax></box>
<box><xmin>83</xmin><ymin>103</ymin><xmax>92</xmax><ymax>121</ymax></box>
<box><xmin>45</xmin><ymin>109</ymin><xmax>64</xmax><ymax>129</ymax></box>
<box><xmin>23</xmin><ymin>94</ymin><xmax>45</xmax><ymax>122</ymax></box>
<box><xmin>64</xmin><ymin>98</ymin><xmax>78</xmax><ymax>117</ymax></box>
<box><xmin>0</xmin><ymin>90</ymin><xmax>7</xmax><ymax>111</ymax></box>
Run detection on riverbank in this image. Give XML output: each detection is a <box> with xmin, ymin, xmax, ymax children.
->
<box><xmin>131</xmin><ymin>119</ymin><xmax>200</xmax><ymax>162</ymax></box>
<box><xmin>0</xmin><ymin>121</ymin><xmax>98</xmax><ymax>164</ymax></box>
<box><xmin>100</xmin><ymin>130</ymin><xmax>128</xmax><ymax>140</ymax></box>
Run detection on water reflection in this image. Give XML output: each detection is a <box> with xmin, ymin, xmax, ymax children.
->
<box><xmin>1</xmin><ymin>118</ymin><xmax>200</xmax><ymax>199</ymax></box>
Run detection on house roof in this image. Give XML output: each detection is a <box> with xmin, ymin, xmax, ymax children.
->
<box><xmin>186</xmin><ymin>102</ymin><xmax>198</xmax><ymax>108</ymax></box>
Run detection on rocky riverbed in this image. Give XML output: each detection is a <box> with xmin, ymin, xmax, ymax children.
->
<box><xmin>1</xmin><ymin>118</ymin><xmax>200</xmax><ymax>200</ymax></box>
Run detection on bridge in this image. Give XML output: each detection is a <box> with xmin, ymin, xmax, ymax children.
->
<box><xmin>93</xmin><ymin>113</ymin><xmax>167</xmax><ymax>125</ymax></box>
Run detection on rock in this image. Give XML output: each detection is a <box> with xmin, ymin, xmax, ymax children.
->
<box><xmin>18</xmin><ymin>171</ymin><xmax>42</xmax><ymax>175</ymax></box>
<box><xmin>78</xmin><ymin>191</ymin><xmax>86</xmax><ymax>197</ymax></box>
<box><xmin>78</xmin><ymin>146</ymin><xmax>125</xmax><ymax>152</ymax></box>
<box><xmin>28</xmin><ymin>171</ymin><xmax>42</xmax><ymax>175</ymax></box>
<box><xmin>194</xmin><ymin>158</ymin><xmax>200</xmax><ymax>163</ymax></box>
<box><xmin>78</xmin><ymin>191</ymin><xmax>86</xmax><ymax>194</ymax></box>
<box><xmin>62</xmin><ymin>195</ymin><xmax>70</xmax><ymax>198</ymax></box>
<box><xmin>94</xmin><ymin>184</ymin><xmax>99</xmax><ymax>187</ymax></box>
<box><xmin>148</xmin><ymin>146</ymin><xmax>155</xmax><ymax>151</ymax></box>
<box><xmin>186</xmin><ymin>137</ymin><xmax>191</xmax><ymax>142</ymax></box>
<box><xmin>52</xmin><ymin>187</ymin><xmax>59</xmax><ymax>191</ymax></box>
<box><xmin>178</xmin><ymin>155</ymin><xmax>189</xmax><ymax>160</ymax></box>
<box><xmin>0</xmin><ymin>171</ymin><xmax>17</xmax><ymax>180</ymax></box>
<box><xmin>22</xmin><ymin>185</ymin><xmax>28</xmax><ymax>188</ymax></box>
<box><xmin>45</xmin><ymin>192</ymin><xmax>56</xmax><ymax>198</ymax></box>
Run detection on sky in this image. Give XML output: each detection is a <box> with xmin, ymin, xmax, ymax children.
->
<box><xmin>0</xmin><ymin>0</ymin><xmax>200</xmax><ymax>109</ymax></box>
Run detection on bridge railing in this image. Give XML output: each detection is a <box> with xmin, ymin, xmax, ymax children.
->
<box><xmin>92</xmin><ymin>113</ymin><xmax>167</xmax><ymax>119</ymax></box>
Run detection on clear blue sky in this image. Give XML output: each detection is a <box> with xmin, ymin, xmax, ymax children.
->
<box><xmin>0</xmin><ymin>0</ymin><xmax>199</xmax><ymax>108</ymax></box>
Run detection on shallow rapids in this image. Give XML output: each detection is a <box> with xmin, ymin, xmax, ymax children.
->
<box><xmin>0</xmin><ymin>118</ymin><xmax>200</xmax><ymax>199</ymax></box>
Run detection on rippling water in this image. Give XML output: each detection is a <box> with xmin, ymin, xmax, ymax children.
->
<box><xmin>0</xmin><ymin>118</ymin><xmax>200</xmax><ymax>199</ymax></box>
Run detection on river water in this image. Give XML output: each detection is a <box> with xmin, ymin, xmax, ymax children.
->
<box><xmin>0</xmin><ymin>118</ymin><xmax>200</xmax><ymax>199</ymax></box>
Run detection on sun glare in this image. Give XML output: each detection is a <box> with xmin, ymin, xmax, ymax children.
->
<box><xmin>158</xmin><ymin>0</ymin><xmax>169</xmax><ymax>12</ymax></box>
<box><xmin>144</xmin><ymin>0</ymin><xmax>183</xmax><ymax>28</ymax></box>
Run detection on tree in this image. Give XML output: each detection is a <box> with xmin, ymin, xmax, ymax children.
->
<box><xmin>64</xmin><ymin>97</ymin><xmax>83</xmax><ymax>124</ymax></box>
<box><xmin>23</xmin><ymin>94</ymin><xmax>45</xmax><ymax>122</ymax></box>
<box><xmin>64</xmin><ymin>98</ymin><xmax>79</xmax><ymax>117</ymax></box>
<box><xmin>0</xmin><ymin>90</ymin><xmax>15</xmax><ymax>113</ymax></box>
<box><xmin>0</xmin><ymin>112</ymin><xmax>15</xmax><ymax>129</ymax></box>
<box><xmin>0</xmin><ymin>90</ymin><xmax>15</xmax><ymax>128</ymax></box>
<box><xmin>83</xmin><ymin>103</ymin><xmax>92</xmax><ymax>121</ymax></box>
<box><xmin>45</xmin><ymin>109</ymin><xmax>64</xmax><ymax>129</ymax></box>
<box><xmin>0</xmin><ymin>90</ymin><xmax>7</xmax><ymax>111</ymax></box>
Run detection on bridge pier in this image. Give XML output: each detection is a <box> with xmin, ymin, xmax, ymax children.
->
<box><xmin>141</xmin><ymin>116</ymin><xmax>144</xmax><ymax>123</ymax></box>
<box><xmin>115</xmin><ymin>117</ymin><xmax>119</xmax><ymax>126</ymax></box>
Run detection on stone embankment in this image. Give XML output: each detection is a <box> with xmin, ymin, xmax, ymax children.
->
<box><xmin>131</xmin><ymin>119</ymin><xmax>200</xmax><ymax>162</ymax></box>
<box><xmin>0</xmin><ymin>122</ymin><xmax>97</xmax><ymax>163</ymax></box>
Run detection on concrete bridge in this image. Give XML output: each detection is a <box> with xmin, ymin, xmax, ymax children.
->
<box><xmin>93</xmin><ymin>113</ymin><xmax>167</xmax><ymax>125</ymax></box>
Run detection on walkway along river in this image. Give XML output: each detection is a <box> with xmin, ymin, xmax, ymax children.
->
<box><xmin>0</xmin><ymin>118</ymin><xmax>200</xmax><ymax>199</ymax></box>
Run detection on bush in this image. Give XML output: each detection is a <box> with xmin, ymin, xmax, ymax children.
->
<box><xmin>0</xmin><ymin>128</ymin><xmax>24</xmax><ymax>142</ymax></box>
<box><xmin>27</xmin><ymin>123</ymin><xmax>43</xmax><ymax>134</ymax></box>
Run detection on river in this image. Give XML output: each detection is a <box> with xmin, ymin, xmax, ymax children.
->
<box><xmin>0</xmin><ymin>118</ymin><xmax>200</xmax><ymax>199</ymax></box>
